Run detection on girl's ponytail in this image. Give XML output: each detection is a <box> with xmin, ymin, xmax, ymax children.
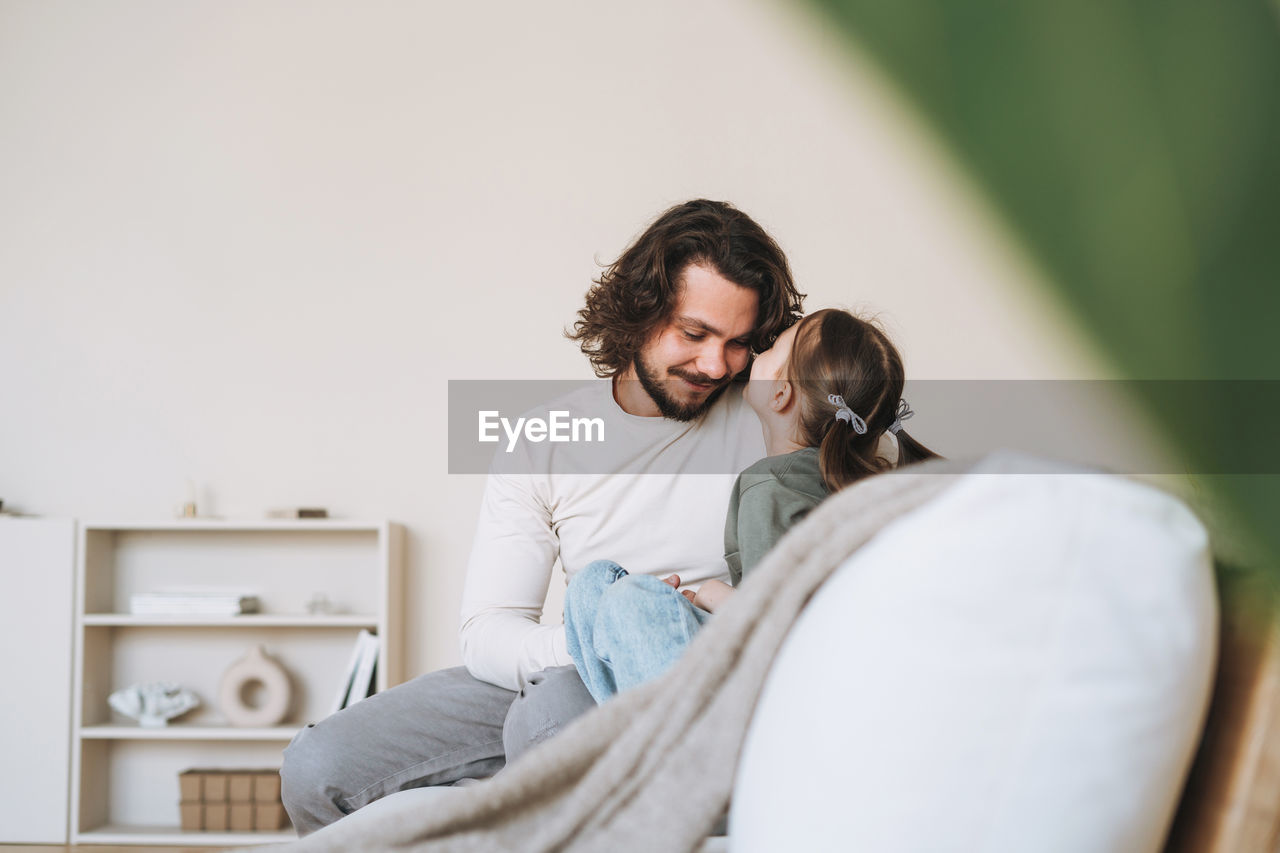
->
<box><xmin>816</xmin><ymin>414</ymin><xmax>882</xmax><ymax>492</ymax></box>
<box><xmin>886</xmin><ymin>400</ymin><xmax>935</xmax><ymax>468</ymax></box>
<box><xmin>893</xmin><ymin>429</ymin><xmax>936</xmax><ymax>467</ymax></box>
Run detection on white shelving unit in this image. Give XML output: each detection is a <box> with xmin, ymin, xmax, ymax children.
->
<box><xmin>70</xmin><ymin>519</ymin><xmax>404</xmax><ymax>846</ymax></box>
<box><xmin>1</xmin><ymin>518</ymin><xmax>76</xmax><ymax>844</ymax></box>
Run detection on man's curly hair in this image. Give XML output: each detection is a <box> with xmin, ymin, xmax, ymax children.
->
<box><xmin>567</xmin><ymin>199</ymin><xmax>806</xmax><ymax>377</ymax></box>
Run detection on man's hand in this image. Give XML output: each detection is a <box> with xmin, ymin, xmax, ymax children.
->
<box><xmin>662</xmin><ymin>574</ymin><xmax>697</xmax><ymax>603</ymax></box>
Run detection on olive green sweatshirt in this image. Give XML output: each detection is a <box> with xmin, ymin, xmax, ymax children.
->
<box><xmin>723</xmin><ymin>446</ymin><xmax>829</xmax><ymax>586</ymax></box>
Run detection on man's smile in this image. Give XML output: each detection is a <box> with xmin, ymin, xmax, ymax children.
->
<box><xmin>670</xmin><ymin>369</ymin><xmax>719</xmax><ymax>393</ymax></box>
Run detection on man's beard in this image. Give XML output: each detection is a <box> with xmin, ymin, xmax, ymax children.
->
<box><xmin>632</xmin><ymin>353</ymin><xmax>730</xmax><ymax>422</ymax></box>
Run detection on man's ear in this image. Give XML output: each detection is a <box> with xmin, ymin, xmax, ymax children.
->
<box><xmin>771</xmin><ymin>380</ymin><xmax>795</xmax><ymax>414</ymax></box>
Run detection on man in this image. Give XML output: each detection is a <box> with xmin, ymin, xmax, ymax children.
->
<box><xmin>280</xmin><ymin>199</ymin><xmax>804</xmax><ymax>834</ymax></box>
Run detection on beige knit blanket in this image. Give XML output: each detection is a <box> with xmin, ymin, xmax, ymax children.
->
<box><xmin>276</xmin><ymin>461</ymin><xmax>964</xmax><ymax>853</ymax></box>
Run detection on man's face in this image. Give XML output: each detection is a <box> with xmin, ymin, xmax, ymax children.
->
<box><xmin>624</xmin><ymin>263</ymin><xmax>759</xmax><ymax>421</ymax></box>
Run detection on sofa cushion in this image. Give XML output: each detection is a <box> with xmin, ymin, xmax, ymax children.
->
<box><xmin>732</xmin><ymin>458</ymin><xmax>1217</xmax><ymax>852</ymax></box>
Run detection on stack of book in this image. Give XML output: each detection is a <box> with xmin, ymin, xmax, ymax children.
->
<box><xmin>129</xmin><ymin>589</ymin><xmax>260</xmax><ymax>617</ymax></box>
<box><xmin>330</xmin><ymin>629</ymin><xmax>379</xmax><ymax>716</ymax></box>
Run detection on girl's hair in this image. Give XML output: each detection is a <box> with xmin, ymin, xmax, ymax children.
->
<box><xmin>784</xmin><ymin>309</ymin><xmax>940</xmax><ymax>492</ymax></box>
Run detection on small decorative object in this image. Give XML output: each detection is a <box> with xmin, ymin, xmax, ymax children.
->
<box><xmin>305</xmin><ymin>592</ymin><xmax>333</xmax><ymax>615</ymax></box>
<box><xmin>219</xmin><ymin>645</ymin><xmax>292</xmax><ymax>727</ymax></box>
<box><xmin>181</xmin><ymin>479</ymin><xmax>198</xmax><ymax>518</ymax></box>
<box><xmin>108</xmin><ymin>681</ymin><xmax>200</xmax><ymax>727</ymax></box>
<box><xmin>266</xmin><ymin>507</ymin><xmax>330</xmax><ymax>519</ymax></box>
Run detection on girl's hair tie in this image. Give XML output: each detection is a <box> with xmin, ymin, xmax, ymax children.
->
<box><xmin>827</xmin><ymin>394</ymin><xmax>867</xmax><ymax>434</ymax></box>
<box><xmin>888</xmin><ymin>399</ymin><xmax>914</xmax><ymax>435</ymax></box>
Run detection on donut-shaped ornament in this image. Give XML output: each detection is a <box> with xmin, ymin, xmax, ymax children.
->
<box><xmin>218</xmin><ymin>645</ymin><xmax>292</xmax><ymax>727</ymax></box>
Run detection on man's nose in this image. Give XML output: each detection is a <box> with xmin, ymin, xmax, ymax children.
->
<box><xmin>695</xmin><ymin>344</ymin><xmax>729</xmax><ymax>380</ymax></box>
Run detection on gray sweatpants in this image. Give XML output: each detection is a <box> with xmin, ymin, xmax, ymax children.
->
<box><xmin>280</xmin><ymin>665</ymin><xmax>596</xmax><ymax>835</ymax></box>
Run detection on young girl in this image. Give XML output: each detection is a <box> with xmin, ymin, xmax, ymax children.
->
<box><xmin>564</xmin><ymin>308</ymin><xmax>939</xmax><ymax>702</ymax></box>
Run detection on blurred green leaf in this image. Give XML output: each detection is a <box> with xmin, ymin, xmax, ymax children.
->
<box><xmin>805</xmin><ymin>0</ymin><xmax>1280</xmax><ymax>568</ymax></box>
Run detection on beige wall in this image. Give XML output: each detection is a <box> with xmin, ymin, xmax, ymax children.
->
<box><xmin>0</xmin><ymin>0</ymin><xmax>1131</xmax><ymax>677</ymax></box>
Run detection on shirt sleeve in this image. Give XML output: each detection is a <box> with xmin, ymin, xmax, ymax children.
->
<box><xmin>734</xmin><ymin>479</ymin><xmax>819</xmax><ymax>579</ymax></box>
<box><xmin>458</xmin><ymin>469</ymin><xmax>572</xmax><ymax>691</ymax></box>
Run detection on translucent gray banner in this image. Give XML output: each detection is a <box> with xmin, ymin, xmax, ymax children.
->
<box><xmin>447</xmin><ymin>379</ymin><xmax>1280</xmax><ymax>475</ymax></box>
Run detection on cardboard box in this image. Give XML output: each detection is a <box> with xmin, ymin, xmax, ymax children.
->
<box><xmin>228</xmin><ymin>773</ymin><xmax>255</xmax><ymax>802</ymax></box>
<box><xmin>205</xmin><ymin>803</ymin><xmax>229</xmax><ymax>831</ymax></box>
<box><xmin>229</xmin><ymin>802</ymin><xmax>254</xmax><ymax>832</ymax></box>
<box><xmin>255</xmin><ymin>802</ymin><xmax>289</xmax><ymax>830</ymax></box>
<box><xmin>179</xmin><ymin>770</ymin><xmax>204</xmax><ymax>802</ymax></box>
<box><xmin>179</xmin><ymin>802</ymin><xmax>203</xmax><ymax>831</ymax></box>
<box><xmin>204</xmin><ymin>773</ymin><xmax>229</xmax><ymax>802</ymax></box>
<box><xmin>253</xmin><ymin>770</ymin><xmax>282</xmax><ymax>802</ymax></box>
<box><xmin>177</xmin><ymin>767</ymin><xmax>283</xmax><ymax>830</ymax></box>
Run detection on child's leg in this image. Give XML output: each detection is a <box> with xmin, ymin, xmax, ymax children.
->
<box><xmin>563</xmin><ymin>559</ymin><xmax>629</xmax><ymax>703</ymax></box>
<box><xmin>593</xmin><ymin>574</ymin><xmax>711</xmax><ymax>696</ymax></box>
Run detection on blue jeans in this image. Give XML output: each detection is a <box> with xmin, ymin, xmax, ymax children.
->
<box><xmin>564</xmin><ymin>559</ymin><xmax>712</xmax><ymax>704</ymax></box>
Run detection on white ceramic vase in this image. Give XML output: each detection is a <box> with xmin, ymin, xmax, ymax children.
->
<box><xmin>218</xmin><ymin>644</ymin><xmax>292</xmax><ymax>727</ymax></box>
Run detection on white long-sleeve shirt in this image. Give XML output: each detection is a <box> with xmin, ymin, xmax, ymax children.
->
<box><xmin>459</xmin><ymin>380</ymin><xmax>765</xmax><ymax>690</ymax></box>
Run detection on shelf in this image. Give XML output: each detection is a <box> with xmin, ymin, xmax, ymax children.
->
<box><xmin>82</xmin><ymin>725</ymin><xmax>302</xmax><ymax>741</ymax></box>
<box><xmin>83</xmin><ymin>613</ymin><xmax>379</xmax><ymax>627</ymax></box>
<box><xmin>82</xmin><ymin>519</ymin><xmax>388</xmax><ymax>532</ymax></box>
<box><xmin>76</xmin><ymin>824</ymin><xmax>295</xmax><ymax>845</ymax></box>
